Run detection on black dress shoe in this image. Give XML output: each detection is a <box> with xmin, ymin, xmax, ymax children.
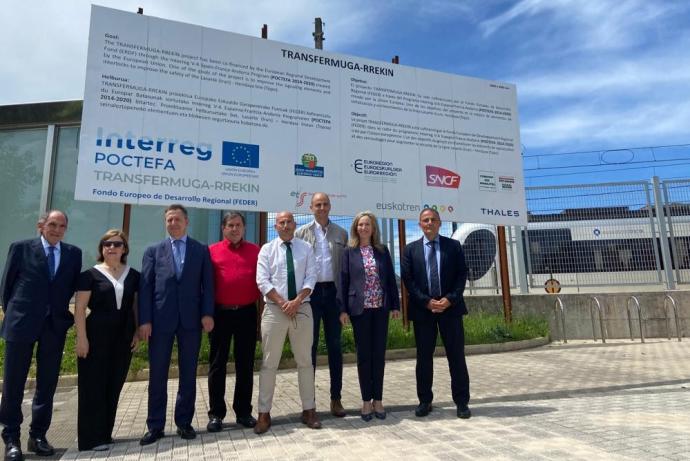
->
<box><xmin>415</xmin><ymin>402</ymin><xmax>433</xmax><ymax>417</ymax></box>
<box><xmin>139</xmin><ymin>430</ymin><xmax>164</xmax><ymax>446</ymax></box>
<box><xmin>27</xmin><ymin>437</ymin><xmax>54</xmax><ymax>456</ymax></box>
<box><xmin>360</xmin><ymin>412</ymin><xmax>373</xmax><ymax>422</ymax></box>
<box><xmin>207</xmin><ymin>417</ymin><xmax>223</xmax><ymax>433</ymax></box>
<box><xmin>457</xmin><ymin>404</ymin><xmax>472</xmax><ymax>419</ymax></box>
<box><xmin>236</xmin><ymin>415</ymin><xmax>257</xmax><ymax>428</ymax></box>
<box><xmin>176</xmin><ymin>425</ymin><xmax>197</xmax><ymax>440</ymax></box>
<box><xmin>4</xmin><ymin>441</ymin><xmax>23</xmax><ymax>461</ymax></box>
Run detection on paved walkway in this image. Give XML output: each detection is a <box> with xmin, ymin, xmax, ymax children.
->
<box><xmin>16</xmin><ymin>339</ymin><xmax>690</xmax><ymax>460</ymax></box>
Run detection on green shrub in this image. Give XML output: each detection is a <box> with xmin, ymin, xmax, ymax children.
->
<box><xmin>0</xmin><ymin>313</ymin><xmax>548</xmax><ymax>377</ymax></box>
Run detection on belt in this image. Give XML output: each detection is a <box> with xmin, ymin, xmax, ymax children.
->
<box><xmin>315</xmin><ymin>281</ymin><xmax>336</xmax><ymax>286</ymax></box>
<box><xmin>216</xmin><ymin>303</ymin><xmax>254</xmax><ymax>311</ymax></box>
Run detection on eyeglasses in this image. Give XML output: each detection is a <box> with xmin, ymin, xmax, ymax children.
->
<box><xmin>102</xmin><ymin>241</ymin><xmax>125</xmax><ymax>248</ymax></box>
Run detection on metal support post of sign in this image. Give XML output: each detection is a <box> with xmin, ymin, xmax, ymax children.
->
<box><xmin>514</xmin><ymin>225</ymin><xmax>528</xmax><ymax>293</ymax></box>
<box><xmin>652</xmin><ymin>176</ymin><xmax>676</xmax><ymax>290</ymax></box>
<box><xmin>313</xmin><ymin>18</ymin><xmax>324</xmax><ymax>49</ymax></box>
<box><xmin>497</xmin><ymin>226</ymin><xmax>512</xmax><ymax>323</ymax></box>
<box><xmin>121</xmin><ymin>7</ymin><xmax>144</xmax><ymax>237</ymax></box>
<box><xmin>256</xmin><ymin>24</ymin><xmax>269</xmax><ymax>246</ymax></box>
<box><xmin>390</xmin><ymin>54</ymin><xmax>409</xmax><ymax>330</ymax></box>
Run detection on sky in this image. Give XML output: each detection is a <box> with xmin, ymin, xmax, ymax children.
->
<box><xmin>2</xmin><ymin>0</ymin><xmax>690</xmax><ymax>186</ymax></box>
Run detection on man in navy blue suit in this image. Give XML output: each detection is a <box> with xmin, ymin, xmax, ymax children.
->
<box><xmin>401</xmin><ymin>207</ymin><xmax>471</xmax><ymax>420</ymax></box>
<box><xmin>0</xmin><ymin>210</ymin><xmax>82</xmax><ymax>461</ymax></box>
<box><xmin>138</xmin><ymin>204</ymin><xmax>214</xmax><ymax>445</ymax></box>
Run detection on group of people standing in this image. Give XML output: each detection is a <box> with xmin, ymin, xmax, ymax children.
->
<box><xmin>0</xmin><ymin>192</ymin><xmax>471</xmax><ymax>461</ymax></box>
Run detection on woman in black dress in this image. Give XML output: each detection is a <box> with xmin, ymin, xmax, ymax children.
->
<box><xmin>75</xmin><ymin>229</ymin><xmax>140</xmax><ymax>451</ymax></box>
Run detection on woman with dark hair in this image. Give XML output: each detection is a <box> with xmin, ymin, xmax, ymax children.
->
<box><xmin>339</xmin><ymin>211</ymin><xmax>400</xmax><ymax>421</ymax></box>
<box><xmin>74</xmin><ymin>229</ymin><xmax>140</xmax><ymax>451</ymax></box>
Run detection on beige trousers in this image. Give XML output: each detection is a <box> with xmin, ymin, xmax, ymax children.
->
<box><xmin>257</xmin><ymin>302</ymin><xmax>315</xmax><ymax>412</ymax></box>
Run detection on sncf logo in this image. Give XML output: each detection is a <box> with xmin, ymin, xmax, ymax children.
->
<box><xmin>426</xmin><ymin>165</ymin><xmax>461</xmax><ymax>189</ymax></box>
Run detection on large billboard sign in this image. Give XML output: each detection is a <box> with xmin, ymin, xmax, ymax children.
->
<box><xmin>77</xmin><ymin>6</ymin><xmax>527</xmax><ymax>224</ymax></box>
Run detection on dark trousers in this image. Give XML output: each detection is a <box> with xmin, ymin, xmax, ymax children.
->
<box><xmin>77</xmin><ymin>324</ymin><xmax>132</xmax><ymax>450</ymax></box>
<box><xmin>310</xmin><ymin>282</ymin><xmax>343</xmax><ymax>400</ymax></box>
<box><xmin>207</xmin><ymin>305</ymin><xmax>257</xmax><ymax>420</ymax></box>
<box><xmin>413</xmin><ymin>315</ymin><xmax>470</xmax><ymax>406</ymax></box>
<box><xmin>146</xmin><ymin>325</ymin><xmax>201</xmax><ymax>431</ymax></box>
<box><xmin>0</xmin><ymin>322</ymin><xmax>67</xmax><ymax>442</ymax></box>
<box><xmin>350</xmin><ymin>308</ymin><xmax>389</xmax><ymax>402</ymax></box>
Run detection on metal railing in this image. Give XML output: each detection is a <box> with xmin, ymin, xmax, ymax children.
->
<box><xmin>626</xmin><ymin>296</ymin><xmax>645</xmax><ymax>343</ymax></box>
<box><xmin>663</xmin><ymin>294</ymin><xmax>682</xmax><ymax>342</ymax></box>
<box><xmin>553</xmin><ymin>297</ymin><xmax>567</xmax><ymax>343</ymax></box>
<box><xmin>589</xmin><ymin>296</ymin><xmax>607</xmax><ymax>343</ymax></box>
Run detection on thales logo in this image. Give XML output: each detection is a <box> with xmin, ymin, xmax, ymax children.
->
<box><xmin>426</xmin><ymin>165</ymin><xmax>460</xmax><ymax>189</ymax></box>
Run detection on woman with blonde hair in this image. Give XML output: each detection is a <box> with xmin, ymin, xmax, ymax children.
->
<box><xmin>339</xmin><ymin>211</ymin><xmax>400</xmax><ymax>421</ymax></box>
<box><xmin>74</xmin><ymin>229</ymin><xmax>140</xmax><ymax>451</ymax></box>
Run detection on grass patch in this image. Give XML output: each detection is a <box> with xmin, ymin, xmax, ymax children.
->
<box><xmin>0</xmin><ymin>313</ymin><xmax>548</xmax><ymax>377</ymax></box>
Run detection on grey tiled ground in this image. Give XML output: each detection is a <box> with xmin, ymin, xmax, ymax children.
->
<box><xmin>15</xmin><ymin>339</ymin><xmax>690</xmax><ymax>460</ymax></box>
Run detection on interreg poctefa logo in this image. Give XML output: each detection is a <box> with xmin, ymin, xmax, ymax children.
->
<box><xmin>426</xmin><ymin>165</ymin><xmax>461</xmax><ymax>189</ymax></box>
<box><xmin>294</xmin><ymin>153</ymin><xmax>324</xmax><ymax>177</ymax></box>
<box><xmin>94</xmin><ymin>127</ymin><xmax>212</xmax><ymax>171</ymax></box>
<box><xmin>222</xmin><ymin>141</ymin><xmax>260</xmax><ymax>168</ymax></box>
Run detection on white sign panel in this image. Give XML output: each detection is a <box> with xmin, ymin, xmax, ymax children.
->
<box><xmin>77</xmin><ymin>6</ymin><xmax>527</xmax><ymax>224</ymax></box>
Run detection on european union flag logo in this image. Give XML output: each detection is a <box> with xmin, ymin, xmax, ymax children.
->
<box><xmin>222</xmin><ymin>141</ymin><xmax>260</xmax><ymax>168</ymax></box>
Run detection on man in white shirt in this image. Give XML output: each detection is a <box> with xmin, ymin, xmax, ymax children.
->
<box><xmin>255</xmin><ymin>211</ymin><xmax>320</xmax><ymax>434</ymax></box>
<box><xmin>295</xmin><ymin>193</ymin><xmax>348</xmax><ymax>417</ymax></box>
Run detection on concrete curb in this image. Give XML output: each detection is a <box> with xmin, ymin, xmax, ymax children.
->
<box><xmin>19</xmin><ymin>336</ymin><xmax>550</xmax><ymax>389</ymax></box>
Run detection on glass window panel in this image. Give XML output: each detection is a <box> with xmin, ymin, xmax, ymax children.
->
<box><xmin>127</xmin><ymin>205</ymin><xmax>220</xmax><ymax>270</ymax></box>
<box><xmin>50</xmin><ymin>125</ymin><xmax>224</xmax><ymax>270</ymax></box>
<box><xmin>0</xmin><ymin>128</ymin><xmax>47</xmax><ymax>271</ymax></box>
<box><xmin>50</xmin><ymin>126</ymin><xmax>122</xmax><ymax>266</ymax></box>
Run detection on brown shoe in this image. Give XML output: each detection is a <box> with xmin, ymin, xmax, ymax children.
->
<box><xmin>254</xmin><ymin>412</ymin><xmax>271</xmax><ymax>434</ymax></box>
<box><xmin>301</xmin><ymin>409</ymin><xmax>322</xmax><ymax>429</ymax></box>
<box><xmin>330</xmin><ymin>399</ymin><xmax>346</xmax><ymax>418</ymax></box>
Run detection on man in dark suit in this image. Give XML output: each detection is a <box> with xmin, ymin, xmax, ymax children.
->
<box><xmin>401</xmin><ymin>207</ymin><xmax>471</xmax><ymax>419</ymax></box>
<box><xmin>138</xmin><ymin>204</ymin><xmax>214</xmax><ymax>445</ymax></box>
<box><xmin>0</xmin><ymin>210</ymin><xmax>82</xmax><ymax>461</ymax></box>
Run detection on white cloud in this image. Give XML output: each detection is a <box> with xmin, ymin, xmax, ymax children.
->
<box><xmin>521</xmin><ymin>100</ymin><xmax>690</xmax><ymax>148</ymax></box>
<box><xmin>481</xmin><ymin>0</ymin><xmax>676</xmax><ymax>52</ymax></box>
<box><xmin>0</xmin><ymin>0</ymin><xmax>378</xmax><ymax>105</ymax></box>
<box><xmin>516</xmin><ymin>56</ymin><xmax>690</xmax><ymax>99</ymax></box>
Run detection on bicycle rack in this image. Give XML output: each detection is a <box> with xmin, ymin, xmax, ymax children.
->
<box><xmin>589</xmin><ymin>296</ymin><xmax>607</xmax><ymax>343</ymax></box>
<box><xmin>626</xmin><ymin>296</ymin><xmax>644</xmax><ymax>343</ymax></box>
<box><xmin>663</xmin><ymin>294</ymin><xmax>682</xmax><ymax>342</ymax></box>
<box><xmin>553</xmin><ymin>297</ymin><xmax>566</xmax><ymax>343</ymax></box>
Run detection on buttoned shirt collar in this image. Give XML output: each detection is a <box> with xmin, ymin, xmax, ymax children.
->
<box><xmin>169</xmin><ymin>234</ymin><xmax>188</xmax><ymax>244</ymax></box>
<box><xmin>40</xmin><ymin>235</ymin><xmax>61</xmax><ymax>252</ymax></box>
<box><xmin>313</xmin><ymin>220</ymin><xmax>334</xmax><ymax>283</ymax></box>
<box><xmin>256</xmin><ymin>237</ymin><xmax>317</xmax><ymax>303</ymax></box>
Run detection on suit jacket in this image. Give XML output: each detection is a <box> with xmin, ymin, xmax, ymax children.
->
<box><xmin>401</xmin><ymin>235</ymin><xmax>467</xmax><ymax>322</ymax></box>
<box><xmin>295</xmin><ymin>220</ymin><xmax>348</xmax><ymax>293</ymax></box>
<box><xmin>339</xmin><ymin>245</ymin><xmax>400</xmax><ymax>317</ymax></box>
<box><xmin>0</xmin><ymin>238</ymin><xmax>82</xmax><ymax>342</ymax></box>
<box><xmin>138</xmin><ymin>237</ymin><xmax>214</xmax><ymax>334</ymax></box>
